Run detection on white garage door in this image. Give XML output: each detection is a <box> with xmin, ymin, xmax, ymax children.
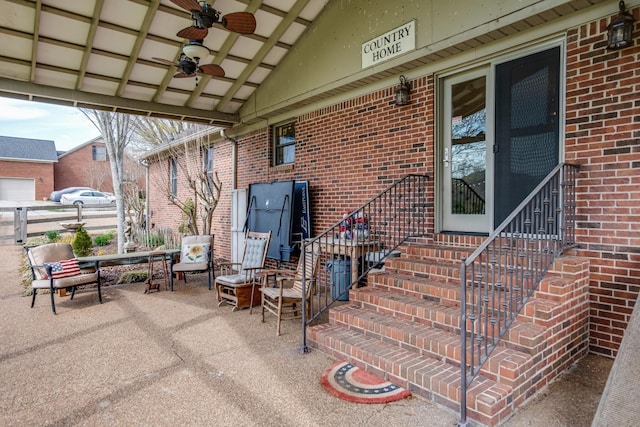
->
<box><xmin>0</xmin><ymin>178</ymin><xmax>35</xmax><ymax>201</ymax></box>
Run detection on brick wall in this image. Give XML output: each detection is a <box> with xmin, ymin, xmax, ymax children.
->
<box><xmin>0</xmin><ymin>160</ymin><xmax>54</xmax><ymax>200</ymax></box>
<box><xmin>147</xmin><ymin>140</ymin><xmax>234</xmax><ymax>260</ymax></box>
<box><xmin>238</xmin><ymin>76</ymin><xmax>434</xmax><ymax>232</ymax></box>
<box><xmin>146</xmin><ymin>7</ymin><xmax>639</xmax><ymax>359</ymax></box>
<box><xmin>55</xmin><ymin>142</ymin><xmax>113</xmax><ymax>192</ymax></box>
<box><xmin>565</xmin><ymin>6</ymin><xmax>640</xmax><ymax>357</ymax></box>
<box><xmin>148</xmin><ymin>78</ymin><xmax>435</xmax><ymax>264</ymax></box>
<box><xmin>55</xmin><ymin>141</ymin><xmax>145</xmax><ymax>193</ymax></box>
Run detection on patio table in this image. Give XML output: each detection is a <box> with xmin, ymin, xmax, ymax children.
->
<box><xmin>78</xmin><ymin>249</ymin><xmax>180</xmax><ymax>271</ymax></box>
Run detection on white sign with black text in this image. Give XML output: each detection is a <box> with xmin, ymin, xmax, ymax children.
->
<box><xmin>361</xmin><ymin>20</ymin><xmax>416</xmax><ymax>68</ymax></box>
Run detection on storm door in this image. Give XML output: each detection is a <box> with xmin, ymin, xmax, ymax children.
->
<box><xmin>441</xmin><ymin>46</ymin><xmax>561</xmax><ymax>233</ymax></box>
<box><xmin>493</xmin><ymin>46</ymin><xmax>560</xmax><ymax>227</ymax></box>
<box><xmin>442</xmin><ymin>68</ymin><xmax>491</xmax><ymax>233</ymax></box>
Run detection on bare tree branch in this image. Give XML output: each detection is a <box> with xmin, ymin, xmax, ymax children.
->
<box><xmin>129</xmin><ymin>118</ymin><xmax>210</xmax><ymax>156</ymax></box>
<box><xmin>80</xmin><ymin>109</ymin><xmax>137</xmax><ymax>253</ymax></box>
<box><xmin>147</xmin><ymin>131</ymin><xmax>221</xmax><ymax>236</ymax></box>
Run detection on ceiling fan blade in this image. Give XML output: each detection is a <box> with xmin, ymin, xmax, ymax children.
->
<box><xmin>177</xmin><ymin>26</ymin><xmax>208</xmax><ymax>39</ymax></box>
<box><xmin>170</xmin><ymin>0</ymin><xmax>202</xmax><ymax>12</ymax></box>
<box><xmin>198</xmin><ymin>64</ymin><xmax>225</xmax><ymax>77</ymax></box>
<box><xmin>152</xmin><ymin>57</ymin><xmax>177</xmax><ymax>66</ymax></box>
<box><xmin>174</xmin><ymin>72</ymin><xmax>195</xmax><ymax>78</ymax></box>
<box><xmin>221</xmin><ymin>12</ymin><xmax>256</xmax><ymax>34</ymax></box>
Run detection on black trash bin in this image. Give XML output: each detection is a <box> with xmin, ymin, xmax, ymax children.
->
<box><xmin>327</xmin><ymin>257</ymin><xmax>351</xmax><ymax>301</ymax></box>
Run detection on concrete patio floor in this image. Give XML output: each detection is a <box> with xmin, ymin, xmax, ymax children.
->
<box><xmin>0</xmin><ymin>244</ymin><xmax>611</xmax><ymax>426</ymax></box>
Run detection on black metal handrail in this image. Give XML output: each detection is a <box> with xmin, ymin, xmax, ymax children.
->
<box><xmin>452</xmin><ymin>178</ymin><xmax>485</xmax><ymax>214</ymax></box>
<box><xmin>299</xmin><ymin>174</ymin><xmax>429</xmax><ymax>352</ymax></box>
<box><xmin>457</xmin><ymin>163</ymin><xmax>579</xmax><ymax>426</ymax></box>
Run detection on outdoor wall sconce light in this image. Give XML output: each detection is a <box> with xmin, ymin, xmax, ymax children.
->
<box><xmin>395</xmin><ymin>75</ymin><xmax>411</xmax><ymax>106</ymax></box>
<box><xmin>607</xmin><ymin>1</ymin><xmax>635</xmax><ymax>50</ymax></box>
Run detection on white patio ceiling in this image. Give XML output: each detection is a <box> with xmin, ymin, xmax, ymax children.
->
<box><xmin>0</xmin><ymin>0</ymin><xmax>610</xmax><ymax>128</ymax></box>
<box><xmin>0</xmin><ymin>0</ymin><xmax>329</xmax><ymax>126</ymax></box>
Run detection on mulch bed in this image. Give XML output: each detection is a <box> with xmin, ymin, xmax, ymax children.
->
<box><xmin>89</xmin><ymin>242</ymin><xmax>226</xmax><ymax>288</ymax></box>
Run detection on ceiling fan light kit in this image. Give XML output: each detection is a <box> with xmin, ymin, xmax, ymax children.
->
<box><xmin>182</xmin><ymin>40</ymin><xmax>210</xmax><ymax>63</ymax></box>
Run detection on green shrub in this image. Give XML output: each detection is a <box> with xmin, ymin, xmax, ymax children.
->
<box><xmin>72</xmin><ymin>227</ymin><xmax>93</xmax><ymax>257</ymax></box>
<box><xmin>93</xmin><ymin>233</ymin><xmax>113</xmax><ymax>246</ymax></box>
<box><xmin>44</xmin><ymin>230</ymin><xmax>60</xmax><ymax>242</ymax></box>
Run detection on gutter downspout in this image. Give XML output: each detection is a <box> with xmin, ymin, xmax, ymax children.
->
<box><xmin>220</xmin><ymin>129</ymin><xmax>238</xmax><ymax>190</ymax></box>
<box><xmin>139</xmin><ymin>159</ymin><xmax>149</xmax><ymax>232</ymax></box>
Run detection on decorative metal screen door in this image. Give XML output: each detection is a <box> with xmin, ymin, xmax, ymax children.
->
<box><xmin>493</xmin><ymin>47</ymin><xmax>561</xmax><ymax>227</ymax></box>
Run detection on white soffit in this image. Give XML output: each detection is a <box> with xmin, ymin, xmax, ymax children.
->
<box><xmin>0</xmin><ymin>0</ymin><xmax>606</xmax><ymax>126</ymax></box>
<box><xmin>0</xmin><ymin>0</ymin><xmax>330</xmax><ymax>126</ymax></box>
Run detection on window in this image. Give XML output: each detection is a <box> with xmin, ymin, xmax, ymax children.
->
<box><xmin>203</xmin><ymin>146</ymin><xmax>214</xmax><ymax>184</ymax></box>
<box><xmin>170</xmin><ymin>158</ymin><xmax>178</xmax><ymax>197</ymax></box>
<box><xmin>273</xmin><ymin>121</ymin><xmax>295</xmax><ymax>166</ymax></box>
<box><xmin>92</xmin><ymin>145</ymin><xmax>107</xmax><ymax>161</ymax></box>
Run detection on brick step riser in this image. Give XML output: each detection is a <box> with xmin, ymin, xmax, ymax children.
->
<box><xmin>307</xmin><ymin>326</ymin><xmax>465</xmax><ymax>414</ymax></box>
<box><xmin>307</xmin><ymin>324</ymin><xmax>515</xmax><ymax>424</ymax></box>
<box><xmin>369</xmin><ymin>270</ymin><xmax>569</xmax><ymax>311</ymax></box>
<box><xmin>384</xmin><ymin>262</ymin><xmax>461</xmax><ymax>283</ymax></box>
<box><xmin>328</xmin><ymin>307</ymin><xmax>536</xmax><ymax>386</ymax></box>
<box><xmin>398</xmin><ymin>246</ymin><xmax>472</xmax><ymax>263</ymax></box>
<box><xmin>369</xmin><ymin>281</ymin><xmax>546</xmax><ymax>323</ymax></box>
<box><xmin>387</xmin><ymin>252</ymin><xmax>550</xmax><ymax>277</ymax></box>
<box><xmin>432</xmin><ymin>234</ymin><xmax>487</xmax><ymax>247</ymax></box>
<box><xmin>430</xmin><ymin>234</ymin><xmax>548</xmax><ymax>252</ymax></box>
<box><xmin>384</xmin><ymin>262</ymin><xmax>549</xmax><ymax>297</ymax></box>
<box><xmin>346</xmin><ymin>289</ymin><xmax>546</xmax><ymax>354</ymax></box>
<box><xmin>370</xmin><ymin>274</ymin><xmax>461</xmax><ymax>305</ymax></box>
<box><xmin>348</xmin><ymin>293</ymin><xmax>461</xmax><ymax>334</ymax></box>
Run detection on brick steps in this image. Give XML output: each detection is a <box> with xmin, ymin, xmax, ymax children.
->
<box><xmin>308</xmin><ymin>323</ymin><xmax>512</xmax><ymax>419</ymax></box>
<box><xmin>328</xmin><ymin>302</ymin><xmax>536</xmax><ymax>385</ymax></box>
<box><xmin>307</xmin><ymin>238</ymin><xmax>591</xmax><ymax>426</ymax></box>
<box><xmin>352</xmin><ymin>283</ymin><xmax>546</xmax><ymax>359</ymax></box>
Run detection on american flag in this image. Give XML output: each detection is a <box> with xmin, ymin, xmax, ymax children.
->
<box><xmin>45</xmin><ymin>258</ymin><xmax>80</xmax><ymax>279</ymax></box>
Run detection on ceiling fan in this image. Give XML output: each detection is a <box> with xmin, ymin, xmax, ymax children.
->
<box><xmin>171</xmin><ymin>0</ymin><xmax>257</xmax><ymax>39</ymax></box>
<box><xmin>152</xmin><ymin>40</ymin><xmax>224</xmax><ymax>86</ymax></box>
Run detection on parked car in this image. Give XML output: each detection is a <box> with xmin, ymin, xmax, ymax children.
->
<box><xmin>50</xmin><ymin>186</ymin><xmax>95</xmax><ymax>202</ymax></box>
<box><xmin>60</xmin><ymin>190</ymin><xmax>116</xmax><ymax>205</ymax></box>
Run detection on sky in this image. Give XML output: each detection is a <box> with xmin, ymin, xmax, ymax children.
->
<box><xmin>0</xmin><ymin>97</ymin><xmax>100</xmax><ymax>151</ymax></box>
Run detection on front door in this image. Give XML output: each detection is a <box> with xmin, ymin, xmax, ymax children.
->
<box><xmin>441</xmin><ymin>46</ymin><xmax>561</xmax><ymax>233</ymax></box>
<box><xmin>442</xmin><ymin>68</ymin><xmax>491</xmax><ymax>233</ymax></box>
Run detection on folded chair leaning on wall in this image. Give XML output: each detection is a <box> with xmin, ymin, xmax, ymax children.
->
<box><xmin>26</xmin><ymin>243</ymin><xmax>101</xmax><ymax>315</ymax></box>
<box><xmin>170</xmin><ymin>235</ymin><xmax>215</xmax><ymax>291</ymax></box>
<box><xmin>260</xmin><ymin>242</ymin><xmax>320</xmax><ymax>336</ymax></box>
<box><xmin>215</xmin><ymin>230</ymin><xmax>271</xmax><ymax>311</ymax></box>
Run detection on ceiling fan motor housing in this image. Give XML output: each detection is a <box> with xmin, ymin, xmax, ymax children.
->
<box><xmin>191</xmin><ymin>3</ymin><xmax>220</xmax><ymax>29</ymax></box>
<box><xmin>178</xmin><ymin>58</ymin><xmax>197</xmax><ymax>75</ymax></box>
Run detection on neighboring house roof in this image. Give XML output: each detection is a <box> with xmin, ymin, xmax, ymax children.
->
<box><xmin>0</xmin><ymin>135</ymin><xmax>58</xmax><ymax>162</ymax></box>
<box><xmin>57</xmin><ymin>136</ymin><xmax>104</xmax><ymax>159</ymax></box>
